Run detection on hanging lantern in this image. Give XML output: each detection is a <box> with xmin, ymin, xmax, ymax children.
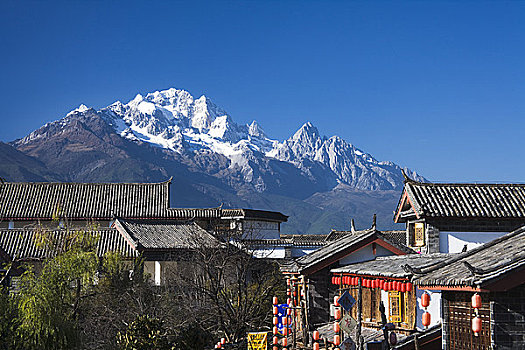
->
<box><xmin>337</xmin><ymin>276</ymin><xmax>341</xmax><ymax>285</ymax></box>
<box><xmin>282</xmin><ymin>337</ymin><xmax>288</xmax><ymax>346</ymax></box>
<box><xmin>400</xmin><ymin>282</ymin><xmax>406</xmax><ymax>293</ymax></box>
<box><xmin>472</xmin><ymin>316</ymin><xmax>482</xmax><ymax>335</ymax></box>
<box><xmin>273</xmin><ymin>296</ymin><xmax>278</xmax><ymax>305</ymax></box>
<box><xmin>334</xmin><ymin>295</ymin><xmax>340</xmax><ymax>306</ymax></box>
<box><xmin>406</xmin><ymin>282</ymin><xmax>413</xmax><ymax>292</ymax></box>
<box><xmin>331</xmin><ymin>276</ymin><xmax>336</xmax><ymax>285</ymax></box>
<box><xmin>422</xmin><ymin>312</ymin><xmax>431</xmax><ymax>327</ymax></box>
<box><xmin>293</xmin><ymin>290</ymin><xmax>297</xmax><ymax>297</ymax></box>
<box><xmin>334</xmin><ymin>308</ymin><xmax>342</xmax><ymax>320</ymax></box>
<box><xmin>287</xmin><ymin>279</ymin><xmax>291</xmax><ymax>286</ymax></box>
<box><xmin>273</xmin><ymin>326</ymin><xmax>278</xmax><ymax>335</ymax></box>
<box><xmin>421</xmin><ymin>293</ymin><xmax>430</xmax><ymax>308</ymax></box>
<box><xmin>221</xmin><ymin>338</ymin><xmax>226</xmax><ymax>345</ymax></box>
<box><xmin>287</xmin><ymin>298</ymin><xmax>292</xmax><ymax>305</ymax></box>
<box><xmin>273</xmin><ymin>306</ymin><xmax>278</xmax><ymax>315</ymax></box>
<box><xmin>395</xmin><ymin>281</ymin><xmax>401</xmax><ymax>291</ymax></box>
<box><xmin>379</xmin><ymin>279</ymin><xmax>385</xmax><ymax>289</ymax></box>
<box><xmin>313</xmin><ymin>343</ymin><xmax>320</xmax><ymax>350</ymax></box>
<box><xmin>384</xmin><ymin>282</ymin><xmax>390</xmax><ymax>291</ymax></box>
<box><xmin>273</xmin><ymin>316</ymin><xmax>278</xmax><ymax>325</ymax></box>
<box><xmin>334</xmin><ymin>321</ymin><xmax>340</xmax><ymax>333</ymax></box>
<box><xmin>282</xmin><ymin>317</ymin><xmax>288</xmax><ymax>325</ymax></box>
<box><xmin>313</xmin><ymin>330</ymin><xmax>320</xmax><ymax>341</ymax></box>
<box><xmin>334</xmin><ymin>334</ymin><xmax>341</xmax><ymax>346</ymax></box>
<box><xmin>472</xmin><ymin>293</ymin><xmax>482</xmax><ymax>309</ymax></box>
<box><xmin>283</xmin><ymin>327</ymin><xmax>288</xmax><ymax>336</ymax></box>
<box><xmin>287</xmin><ymin>288</ymin><xmax>291</xmax><ymax>296</ymax></box>
<box><xmin>273</xmin><ymin>336</ymin><xmax>279</xmax><ymax>345</ymax></box>
<box><xmin>287</xmin><ymin>308</ymin><xmax>292</xmax><ymax>315</ymax></box>
<box><xmin>217</xmin><ymin>342</ymin><xmax>222</xmax><ymax>349</ymax></box>
<box><xmin>273</xmin><ymin>347</ymin><xmax>279</xmax><ymax>350</ymax></box>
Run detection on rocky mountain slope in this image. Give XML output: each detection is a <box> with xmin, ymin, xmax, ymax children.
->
<box><xmin>6</xmin><ymin>88</ymin><xmax>425</xmax><ymax>232</ymax></box>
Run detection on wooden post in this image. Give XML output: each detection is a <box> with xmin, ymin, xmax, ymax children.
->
<box><xmin>303</xmin><ymin>276</ymin><xmax>309</xmax><ymax>346</ymax></box>
<box><xmin>379</xmin><ymin>301</ymin><xmax>390</xmax><ymax>350</ymax></box>
<box><xmin>414</xmin><ymin>334</ymin><xmax>420</xmax><ymax>350</ymax></box>
<box><xmin>356</xmin><ymin>277</ymin><xmax>363</xmax><ymax>349</ymax></box>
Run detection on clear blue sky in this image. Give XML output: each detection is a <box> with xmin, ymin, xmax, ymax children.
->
<box><xmin>1</xmin><ymin>1</ymin><xmax>524</xmax><ymax>182</ymax></box>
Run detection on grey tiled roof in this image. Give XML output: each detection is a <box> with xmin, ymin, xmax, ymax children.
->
<box><xmin>331</xmin><ymin>253</ymin><xmax>451</xmax><ymax>278</ymax></box>
<box><xmin>0</xmin><ymin>180</ymin><xmax>171</xmax><ymax>220</ymax></box>
<box><xmin>282</xmin><ymin>228</ymin><xmax>414</xmax><ymax>274</ymax></box>
<box><xmin>0</xmin><ymin>228</ymin><xmax>138</xmax><ymax>260</ymax></box>
<box><xmin>413</xmin><ymin>226</ymin><xmax>525</xmax><ymax>288</ymax></box>
<box><xmin>114</xmin><ymin>219</ymin><xmax>222</xmax><ymax>250</ymax></box>
<box><xmin>397</xmin><ymin>180</ymin><xmax>525</xmax><ymax>220</ymax></box>
<box><xmin>222</xmin><ymin>208</ymin><xmax>288</xmax><ymax>222</ymax></box>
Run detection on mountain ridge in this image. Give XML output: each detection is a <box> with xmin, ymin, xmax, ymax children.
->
<box><xmin>7</xmin><ymin>87</ymin><xmax>425</xmax><ymax>232</ymax></box>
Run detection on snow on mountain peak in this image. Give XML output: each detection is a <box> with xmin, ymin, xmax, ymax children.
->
<box><xmin>67</xmin><ymin>104</ymin><xmax>90</xmax><ymax>116</ymax></box>
<box><xmin>77</xmin><ymin>87</ymin><xmax>425</xmax><ymax>190</ymax></box>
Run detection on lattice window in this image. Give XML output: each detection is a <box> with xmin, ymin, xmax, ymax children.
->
<box><xmin>389</xmin><ymin>291</ymin><xmax>402</xmax><ymax>322</ymax></box>
<box><xmin>446</xmin><ymin>293</ymin><xmax>491</xmax><ymax>349</ymax></box>
<box><xmin>414</xmin><ymin>222</ymin><xmax>425</xmax><ymax>247</ymax></box>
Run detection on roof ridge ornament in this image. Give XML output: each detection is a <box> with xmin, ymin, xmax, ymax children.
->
<box><xmin>401</xmin><ymin>169</ymin><xmax>414</xmax><ymax>184</ymax></box>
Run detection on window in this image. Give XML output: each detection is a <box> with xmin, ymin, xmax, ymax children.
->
<box><xmin>389</xmin><ymin>291</ymin><xmax>402</xmax><ymax>322</ymax></box>
<box><xmin>414</xmin><ymin>222</ymin><xmax>425</xmax><ymax>246</ymax></box>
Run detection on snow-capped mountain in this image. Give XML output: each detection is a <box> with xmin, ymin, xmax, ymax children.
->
<box><xmin>35</xmin><ymin>87</ymin><xmax>422</xmax><ymax>191</ymax></box>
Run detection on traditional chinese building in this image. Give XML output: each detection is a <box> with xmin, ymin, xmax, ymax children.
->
<box><xmin>394</xmin><ymin>176</ymin><xmax>525</xmax><ymax>253</ymax></box>
<box><xmin>412</xmin><ymin>226</ymin><xmax>525</xmax><ymax>349</ymax></box>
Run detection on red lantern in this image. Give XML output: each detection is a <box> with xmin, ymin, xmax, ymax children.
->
<box><xmin>273</xmin><ymin>296</ymin><xmax>278</xmax><ymax>305</ymax></box>
<box><xmin>287</xmin><ymin>288</ymin><xmax>291</xmax><ymax>296</ymax></box>
<box><xmin>395</xmin><ymin>281</ymin><xmax>401</xmax><ymax>291</ymax></box>
<box><xmin>273</xmin><ymin>347</ymin><xmax>279</xmax><ymax>350</ymax></box>
<box><xmin>282</xmin><ymin>317</ymin><xmax>288</xmax><ymax>325</ymax></box>
<box><xmin>273</xmin><ymin>326</ymin><xmax>278</xmax><ymax>335</ymax></box>
<box><xmin>221</xmin><ymin>338</ymin><xmax>226</xmax><ymax>345</ymax></box>
<box><xmin>334</xmin><ymin>321</ymin><xmax>340</xmax><ymax>333</ymax></box>
<box><xmin>334</xmin><ymin>308</ymin><xmax>342</xmax><ymax>320</ymax></box>
<box><xmin>385</xmin><ymin>282</ymin><xmax>390</xmax><ymax>291</ymax></box>
<box><xmin>406</xmin><ymin>282</ymin><xmax>413</xmax><ymax>292</ymax></box>
<box><xmin>293</xmin><ymin>290</ymin><xmax>297</xmax><ymax>297</ymax></box>
<box><xmin>422</xmin><ymin>312</ymin><xmax>431</xmax><ymax>327</ymax></box>
<box><xmin>282</xmin><ymin>337</ymin><xmax>288</xmax><ymax>346</ymax></box>
<box><xmin>334</xmin><ymin>295</ymin><xmax>340</xmax><ymax>306</ymax></box>
<box><xmin>313</xmin><ymin>343</ymin><xmax>320</xmax><ymax>350</ymax></box>
<box><xmin>334</xmin><ymin>334</ymin><xmax>341</xmax><ymax>346</ymax></box>
<box><xmin>217</xmin><ymin>342</ymin><xmax>222</xmax><ymax>349</ymax></box>
<box><xmin>366</xmin><ymin>279</ymin><xmax>370</xmax><ymax>288</ymax></box>
<box><xmin>287</xmin><ymin>298</ymin><xmax>292</xmax><ymax>305</ymax></box>
<box><xmin>332</xmin><ymin>276</ymin><xmax>336</xmax><ymax>285</ymax></box>
<box><xmin>400</xmin><ymin>283</ymin><xmax>406</xmax><ymax>293</ymax></box>
<box><xmin>287</xmin><ymin>308</ymin><xmax>292</xmax><ymax>315</ymax></box>
<box><xmin>352</xmin><ymin>277</ymin><xmax>357</xmax><ymax>286</ymax></box>
<box><xmin>273</xmin><ymin>316</ymin><xmax>278</xmax><ymax>325</ymax></box>
<box><xmin>287</xmin><ymin>279</ymin><xmax>290</xmax><ymax>286</ymax></box>
<box><xmin>421</xmin><ymin>293</ymin><xmax>430</xmax><ymax>308</ymax></box>
<box><xmin>472</xmin><ymin>316</ymin><xmax>482</xmax><ymax>335</ymax></box>
<box><xmin>273</xmin><ymin>306</ymin><xmax>278</xmax><ymax>315</ymax></box>
<box><xmin>283</xmin><ymin>327</ymin><xmax>288</xmax><ymax>336</ymax></box>
<box><xmin>313</xmin><ymin>330</ymin><xmax>320</xmax><ymax>341</ymax></box>
<box><xmin>379</xmin><ymin>280</ymin><xmax>385</xmax><ymax>289</ymax></box>
<box><xmin>273</xmin><ymin>336</ymin><xmax>279</xmax><ymax>345</ymax></box>
<box><xmin>472</xmin><ymin>293</ymin><xmax>482</xmax><ymax>309</ymax></box>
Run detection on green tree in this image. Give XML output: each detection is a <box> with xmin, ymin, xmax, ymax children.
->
<box><xmin>116</xmin><ymin>314</ymin><xmax>171</xmax><ymax>350</ymax></box>
<box><xmin>15</xmin><ymin>230</ymin><xmax>99</xmax><ymax>350</ymax></box>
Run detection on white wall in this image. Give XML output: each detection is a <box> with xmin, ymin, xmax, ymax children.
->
<box><xmin>415</xmin><ymin>288</ymin><xmax>441</xmax><ymax>330</ymax></box>
<box><xmin>252</xmin><ymin>247</ymin><xmax>287</xmax><ymax>259</ymax></box>
<box><xmin>439</xmin><ymin>231</ymin><xmax>507</xmax><ymax>253</ymax></box>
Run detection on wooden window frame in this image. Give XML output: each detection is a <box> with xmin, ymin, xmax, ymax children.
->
<box><xmin>414</xmin><ymin>222</ymin><xmax>425</xmax><ymax>247</ymax></box>
<box><xmin>389</xmin><ymin>291</ymin><xmax>402</xmax><ymax>322</ymax></box>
